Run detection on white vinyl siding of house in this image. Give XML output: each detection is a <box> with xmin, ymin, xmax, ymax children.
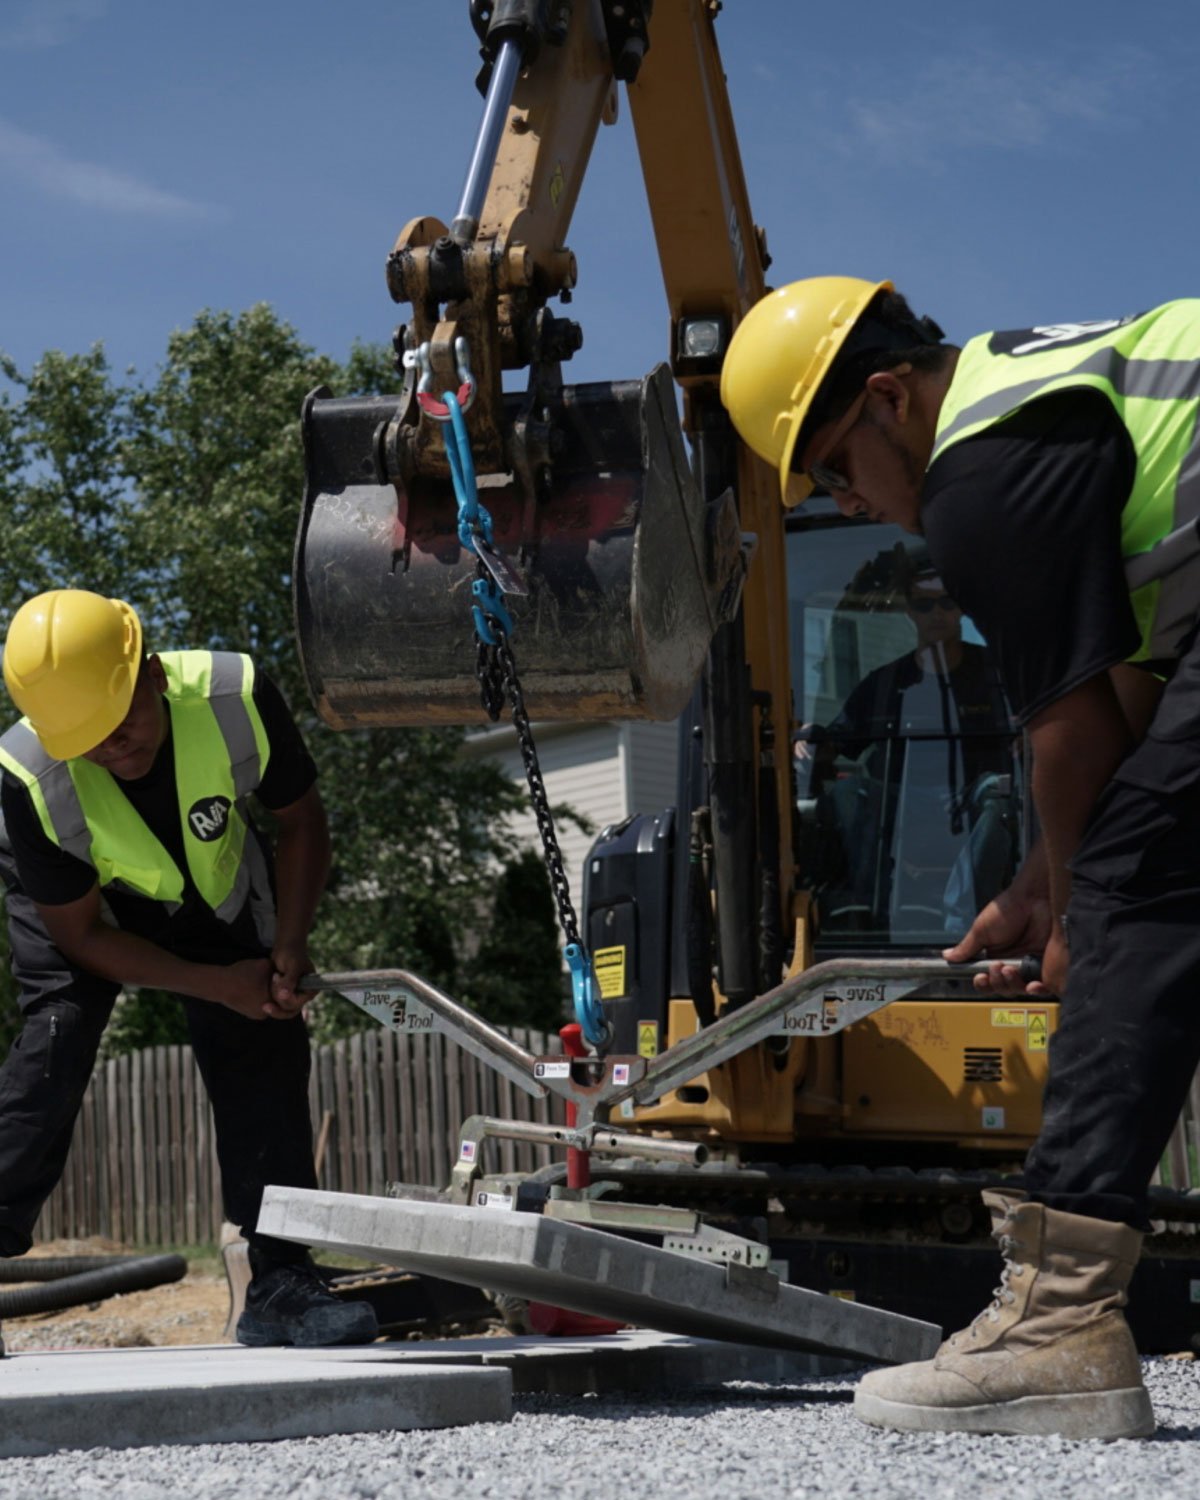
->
<box><xmin>466</xmin><ymin>719</ymin><xmax>680</xmax><ymax>921</ymax></box>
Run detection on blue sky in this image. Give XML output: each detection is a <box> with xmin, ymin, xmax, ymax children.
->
<box><xmin>2</xmin><ymin>0</ymin><xmax>1198</xmax><ymax>388</ymax></box>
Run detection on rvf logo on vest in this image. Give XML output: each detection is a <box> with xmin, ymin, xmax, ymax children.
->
<box><xmin>188</xmin><ymin>795</ymin><xmax>232</xmax><ymax>841</ymax></box>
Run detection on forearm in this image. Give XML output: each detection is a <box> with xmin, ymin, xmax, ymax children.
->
<box><xmin>1030</xmin><ymin>713</ymin><xmax>1131</xmax><ymax>921</ymax></box>
<box><xmin>51</xmin><ymin>923</ymin><xmax>218</xmax><ymax>1003</ymax></box>
<box><xmin>272</xmin><ymin>816</ymin><xmax>331</xmax><ymax>948</ymax></box>
<box><xmin>1010</xmin><ymin>834</ymin><xmax>1049</xmax><ymax>899</ymax></box>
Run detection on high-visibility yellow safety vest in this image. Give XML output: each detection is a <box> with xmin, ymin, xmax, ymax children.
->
<box><xmin>0</xmin><ymin>651</ymin><xmax>275</xmax><ymax>940</ymax></box>
<box><xmin>931</xmin><ymin>301</ymin><xmax>1200</xmax><ymax>664</ymax></box>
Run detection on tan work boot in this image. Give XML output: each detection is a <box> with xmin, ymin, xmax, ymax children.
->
<box><xmin>854</xmin><ymin>1189</ymin><xmax>1154</xmax><ymax>1439</ymax></box>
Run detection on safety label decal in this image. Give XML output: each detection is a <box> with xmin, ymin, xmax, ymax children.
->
<box><xmin>991</xmin><ymin>1008</ymin><xmax>1026</xmax><ymax>1028</ymax></box>
<box><xmin>1026</xmin><ymin>1012</ymin><xmax>1048</xmax><ymax>1051</ymax></box>
<box><xmin>981</xmin><ymin>1106</ymin><xmax>1006</xmax><ymax>1131</ymax></box>
<box><xmin>637</xmin><ymin>1021</ymin><xmax>659</xmax><ymax>1058</ymax></box>
<box><xmin>593</xmin><ymin>945</ymin><xmax>627</xmax><ymax>999</ymax></box>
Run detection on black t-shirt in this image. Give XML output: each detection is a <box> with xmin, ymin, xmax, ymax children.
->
<box><xmin>0</xmin><ymin>669</ymin><xmax>316</xmax><ymax>966</ymax></box>
<box><xmin>920</xmin><ymin>390</ymin><xmax>1140</xmax><ymax>727</ymax></box>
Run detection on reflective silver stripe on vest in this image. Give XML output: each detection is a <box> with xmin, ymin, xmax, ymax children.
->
<box><xmin>1125</xmin><ymin>517</ymin><xmax>1200</xmax><ymax>591</ymax></box>
<box><xmin>1</xmin><ymin>721</ymin><xmax>94</xmax><ymax>865</ymax></box>
<box><xmin>933</xmin><ymin>349</ymin><xmax>1200</xmax><ymax>458</ymax></box>
<box><xmin>937</xmin><ymin>349</ymin><xmax>1200</xmax><ymax>659</ymax></box>
<box><xmin>244</xmin><ymin>824</ymin><xmax>276</xmax><ymax>947</ymax></box>
<box><xmin>207</xmin><ymin>653</ymin><xmax>262</xmax><ymax>798</ymax></box>
<box><xmin>201</xmin><ymin>653</ymin><xmax>267</xmax><ymax>928</ymax></box>
<box><xmin>210</xmin><ymin>816</ymin><xmax>275</xmax><ymax>940</ymax></box>
<box><xmin>1149</xmin><ymin>420</ymin><xmax>1200</xmax><ymax>658</ymax></box>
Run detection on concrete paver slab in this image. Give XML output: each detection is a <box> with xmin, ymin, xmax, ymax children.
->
<box><xmin>258</xmin><ymin>1187</ymin><xmax>941</xmax><ymax>1365</ymax></box>
<box><xmin>11</xmin><ymin>1330</ymin><xmax>852</xmax><ymax>1400</ymax></box>
<box><xmin>266</xmin><ymin>1329</ymin><xmax>855</xmax><ymax>1392</ymax></box>
<box><xmin>0</xmin><ymin>1349</ymin><xmax>510</xmax><ymax>1458</ymax></box>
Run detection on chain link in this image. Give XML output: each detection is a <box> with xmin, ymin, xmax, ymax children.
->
<box><xmin>474</xmin><ymin>559</ymin><xmax>506</xmax><ymax>720</ymax></box>
<box><xmin>476</xmin><ymin>605</ymin><xmax>582</xmax><ymax>951</ymax></box>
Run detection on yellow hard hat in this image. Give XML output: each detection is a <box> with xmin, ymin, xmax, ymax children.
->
<box><xmin>3</xmin><ymin>590</ymin><xmax>144</xmax><ymax>760</ymax></box>
<box><xmin>720</xmin><ymin>276</ymin><xmax>892</xmax><ymax>506</ymax></box>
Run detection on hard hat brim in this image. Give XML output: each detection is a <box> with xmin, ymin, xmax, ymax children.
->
<box><xmin>773</xmin><ymin>277</ymin><xmax>893</xmax><ymax>507</ymax></box>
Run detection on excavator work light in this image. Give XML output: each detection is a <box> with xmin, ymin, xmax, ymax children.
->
<box><xmin>675</xmin><ymin>315</ymin><xmax>728</xmax><ymax>374</ymax></box>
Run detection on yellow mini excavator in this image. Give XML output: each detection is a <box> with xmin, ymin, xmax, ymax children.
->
<box><xmin>282</xmin><ymin>0</ymin><xmax>1200</xmax><ymax>1353</ymax></box>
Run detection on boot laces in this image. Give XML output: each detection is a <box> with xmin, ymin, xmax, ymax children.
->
<box><xmin>951</xmin><ymin>1231</ymin><xmax>1025</xmax><ymax>1346</ymax></box>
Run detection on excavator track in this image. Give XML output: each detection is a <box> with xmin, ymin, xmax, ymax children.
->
<box><xmin>504</xmin><ymin>1157</ymin><xmax>1200</xmax><ymax>1354</ymax></box>
<box><xmin>536</xmin><ymin>1159</ymin><xmax>1200</xmax><ymax>1228</ymax></box>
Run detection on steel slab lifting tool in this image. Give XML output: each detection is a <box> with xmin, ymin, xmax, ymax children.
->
<box><xmin>259</xmin><ymin>957</ymin><xmax>998</xmax><ymax>1360</ymax></box>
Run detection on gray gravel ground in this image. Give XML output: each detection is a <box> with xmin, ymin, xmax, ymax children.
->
<box><xmin>1</xmin><ymin>1358</ymin><xmax>1198</xmax><ymax>1500</ymax></box>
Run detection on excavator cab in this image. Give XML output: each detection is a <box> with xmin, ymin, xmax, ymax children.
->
<box><xmin>789</xmin><ymin>506</ymin><xmax>1028</xmax><ymax>950</ymax></box>
<box><xmin>585</xmin><ymin>504</ymin><xmax>1042</xmax><ymax>1153</ymax></box>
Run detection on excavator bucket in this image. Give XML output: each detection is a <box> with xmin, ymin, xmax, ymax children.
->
<box><xmin>294</xmin><ymin>365</ymin><xmax>743</xmax><ymax>728</ymax></box>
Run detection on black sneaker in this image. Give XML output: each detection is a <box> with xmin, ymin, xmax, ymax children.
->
<box><xmin>236</xmin><ymin>1258</ymin><xmax>379</xmax><ymax>1348</ymax></box>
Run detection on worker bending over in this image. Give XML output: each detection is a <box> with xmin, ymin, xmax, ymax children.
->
<box><xmin>0</xmin><ymin>590</ymin><xmax>376</xmax><ymax>1353</ymax></box>
<box><xmin>720</xmin><ymin>279</ymin><xmax>1200</xmax><ymax>1440</ymax></box>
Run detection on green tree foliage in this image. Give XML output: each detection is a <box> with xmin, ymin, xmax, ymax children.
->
<box><xmin>462</xmin><ymin>850</ymin><xmax>567</xmax><ymax>1035</ymax></box>
<box><xmin>0</xmin><ymin>306</ymin><xmax>566</xmax><ymax>1058</ymax></box>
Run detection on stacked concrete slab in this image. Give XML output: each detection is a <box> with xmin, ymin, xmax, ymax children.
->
<box><xmin>257</xmin><ymin>1187</ymin><xmax>941</xmax><ymax>1365</ymax></box>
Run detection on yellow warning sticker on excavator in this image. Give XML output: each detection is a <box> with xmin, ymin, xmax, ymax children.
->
<box><xmin>637</xmin><ymin>1022</ymin><xmax>659</xmax><ymax>1058</ymax></box>
<box><xmin>991</xmin><ymin>1008</ymin><xmax>1026</xmax><ymax>1028</ymax></box>
<box><xmin>593</xmin><ymin>946</ymin><xmax>626</xmax><ymax>999</ymax></box>
<box><xmin>1027</xmin><ymin>1012</ymin><xmax>1048</xmax><ymax>1051</ymax></box>
<box><xmin>549</xmin><ymin>162</ymin><xmax>565</xmax><ymax>207</ymax></box>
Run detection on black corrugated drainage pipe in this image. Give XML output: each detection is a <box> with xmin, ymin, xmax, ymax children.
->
<box><xmin>0</xmin><ymin>1253</ymin><xmax>187</xmax><ymax>1317</ymax></box>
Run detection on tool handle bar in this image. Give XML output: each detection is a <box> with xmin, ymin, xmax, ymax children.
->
<box><xmin>300</xmin><ymin>969</ymin><xmax>546</xmax><ymax>1098</ymax></box>
<box><xmin>627</xmin><ymin>957</ymin><xmax>994</xmax><ymax>1108</ymax></box>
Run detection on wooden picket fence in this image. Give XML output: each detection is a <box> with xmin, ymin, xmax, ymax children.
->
<box><xmin>34</xmin><ymin>1028</ymin><xmax>1200</xmax><ymax>1249</ymax></box>
<box><xmin>34</xmin><ymin>1025</ymin><xmax>565</xmax><ymax>1248</ymax></box>
<box><xmin>1155</xmin><ymin>1069</ymin><xmax>1200</xmax><ymax>1202</ymax></box>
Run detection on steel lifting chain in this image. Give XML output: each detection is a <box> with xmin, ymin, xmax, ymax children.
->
<box><xmin>438</xmin><ymin>380</ymin><xmax>609</xmax><ymax>1049</ymax></box>
<box><xmin>474</xmin><ymin>557</ymin><xmax>506</xmax><ymax>722</ymax></box>
<box><xmin>491</xmin><ymin>611</ymin><xmax>580</xmax><ymax>952</ymax></box>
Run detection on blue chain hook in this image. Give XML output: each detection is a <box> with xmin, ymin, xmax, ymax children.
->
<box><xmin>565</xmin><ymin>944</ymin><xmax>611</xmax><ymax>1049</ymax></box>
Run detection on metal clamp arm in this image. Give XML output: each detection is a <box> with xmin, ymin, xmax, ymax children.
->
<box><xmin>299</xmin><ymin>969</ymin><xmax>547</xmax><ymax>1099</ymax></box>
<box><xmin>617</xmin><ymin>957</ymin><xmax>992</xmax><ymax>1110</ymax></box>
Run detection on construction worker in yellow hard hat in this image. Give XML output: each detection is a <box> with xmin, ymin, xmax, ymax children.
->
<box><xmin>722</xmin><ymin>280</ymin><xmax>1200</xmax><ymax>1441</ymax></box>
<box><xmin>0</xmin><ymin>589</ymin><xmax>377</xmax><ymax>1352</ymax></box>
<box><xmin>719</xmin><ymin>275</ymin><xmax>946</xmax><ymax>512</ymax></box>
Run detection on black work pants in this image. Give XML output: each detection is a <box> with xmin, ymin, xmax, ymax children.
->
<box><xmin>0</xmin><ymin>979</ymin><xmax>317</xmax><ymax>1262</ymax></box>
<box><xmin>1024</xmin><ymin>629</ymin><xmax>1200</xmax><ymax>1228</ymax></box>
